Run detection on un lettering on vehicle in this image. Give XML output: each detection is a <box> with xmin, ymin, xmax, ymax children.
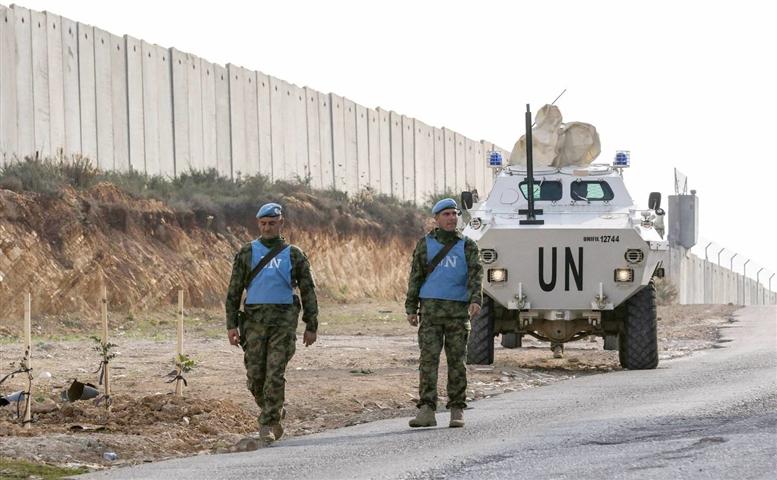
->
<box><xmin>538</xmin><ymin>247</ymin><xmax>583</xmax><ymax>292</ymax></box>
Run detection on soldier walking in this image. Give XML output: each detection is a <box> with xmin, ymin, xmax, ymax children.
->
<box><xmin>225</xmin><ymin>202</ymin><xmax>318</xmax><ymax>443</ymax></box>
<box><xmin>405</xmin><ymin>198</ymin><xmax>483</xmax><ymax>428</ymax></box>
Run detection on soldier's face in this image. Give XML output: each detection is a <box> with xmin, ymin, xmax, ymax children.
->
<box><xmin>258</xmin><ymin>216</ymin><xmax>284</xmax><ymax>238</ymax></box>
<box><xmin>435</xmin><ymin>209</ymin><xmax>458</xmax><ymax>232</ymax></box>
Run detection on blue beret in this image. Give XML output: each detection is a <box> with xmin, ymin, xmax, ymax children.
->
<box><xmin>256</xmin><ymin>202</ymin><xmax>283</xmax><ymax>218</ymax></box>
<box><xmin>432</xmin><ymin>198</ymin><xmax>458</xmax><ymax>215</ymax></box>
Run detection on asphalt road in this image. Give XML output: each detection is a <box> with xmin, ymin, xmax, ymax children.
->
<box><xmin>78</xmin><ymin>306</ymin><xmax>776</xmax><ymax>480</ymax></box>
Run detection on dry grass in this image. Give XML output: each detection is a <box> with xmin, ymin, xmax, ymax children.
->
<box><xmin>292</xmin><ymin>233</ymin><xmax>413</xmax><ymax>302</ymax></box>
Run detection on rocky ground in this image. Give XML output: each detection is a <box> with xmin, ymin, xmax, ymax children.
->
<box><xmin>0</xmin><ymin>302</ymin><xmax>738</xmax><ymax>476</ymax></box>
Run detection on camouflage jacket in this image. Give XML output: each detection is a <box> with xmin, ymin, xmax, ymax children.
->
<box><xmin>225</xmin><ymin>236</ymin><xmax>318</xmax><ymax>332</ymax></box>
<box><xmin>404</xmin><ymin>228</ymin><xmax>483</xmax><ymax>319</ymax></box>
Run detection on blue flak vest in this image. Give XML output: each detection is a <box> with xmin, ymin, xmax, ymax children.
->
<box><xmin>246</xmin><ymin>241</ymin><xmax>293</xmax><ymax>304</ymax></box>
<box><xmin>419</xmin><ymin>236</ymin><xmax>469</xmax><ymax>302</ymax></box>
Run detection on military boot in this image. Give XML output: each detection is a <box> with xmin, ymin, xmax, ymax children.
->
<box><xmin>271</xmin><ymin>423</ymin><xmax>284</xmax><ymax>440</ymax></box>
<box><xmin>408</xmin><ymin>405</ymin><xmax>437</xmax><ymax>428</ymax></box>
<box><xmin>259</xmin><ymin>425</ymin><xmax>276</xmax><ymax>443</ymax></box>
<box><xmin>449</xmin><ymin>408</ymin><xmax>465</xmax><ymax>428</ymax></box>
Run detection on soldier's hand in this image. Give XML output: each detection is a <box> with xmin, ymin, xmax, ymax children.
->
<box><xmin>303</xmin><ymin>330</ymin><xmax>317</xmax><ymax>347</ymax></box>
<box><xmin>468</xmin><ymin>303</ymin><xmax>481</xmax><ymax>319</ymax></box>
<box><xmin>228</xmin><ymin>328</ymin><xmax>241</xmax><ymax>347</ymax></box>
<box><xmin>407</xmin><ymin>314</ymin><xmax>418</xmax><ymax>326</ymax></box>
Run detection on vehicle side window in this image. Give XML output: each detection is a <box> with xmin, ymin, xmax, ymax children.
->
<box><xmin>570</xmin><ymin>181</ymin><xmax>614</xmax><ymax>201</ymax></box>
<box><xmin>519</xmin><ymin>180</ymin><xmax>562</xmax><ymax>201</ymax></box>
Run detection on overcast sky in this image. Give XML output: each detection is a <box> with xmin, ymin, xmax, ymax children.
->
<box><xmin>16</xmin><ymin>0</ymin><xmax>777</xmax><ymax>280</ymax></box>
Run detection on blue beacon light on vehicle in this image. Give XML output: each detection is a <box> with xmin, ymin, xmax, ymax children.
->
<box><xmin>614</xmin><ymin>150</ymin><xmax>631</xmax><ymax>168</ymax></box>
<box><xmin>488</xmin><ymin>150</ymin><xmax>503</xmax><ymax>168</ymax></box>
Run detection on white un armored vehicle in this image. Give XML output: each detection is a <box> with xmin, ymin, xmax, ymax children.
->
<box><xmin>460</xmin><ymin>105</ymin><xmax>668</xmax><ymax>370</ymax></box>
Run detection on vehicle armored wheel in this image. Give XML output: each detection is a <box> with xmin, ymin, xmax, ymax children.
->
<box><xmin>618</xmin><ymin>281</ymin><xmax>659</xmax><ymax>370</ymax></box>
<box><xmin>500</xmin><ymin>332</ymin><xmax>522</xmax><ymax>349</ymax></box>
<box><xmin>467</xmin><ymin>296</ymin><xmax>495</xmax><ymax>365</ymax></box>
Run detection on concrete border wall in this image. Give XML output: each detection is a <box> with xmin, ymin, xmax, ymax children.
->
<box><xmin>667</xmin><ymin>246</ymin><xmax>776</xmax><ymax>305</ymax></box>
<box><xmin>0</xmin><ymin>3</ymin><xmax>504</xmax><ymax>203</ymax></box>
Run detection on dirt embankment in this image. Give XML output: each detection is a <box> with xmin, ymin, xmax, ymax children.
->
<box><xmin>0</xmin><ymin>184</ymin><xmax>425</xmax><ymax>324</ymax></box>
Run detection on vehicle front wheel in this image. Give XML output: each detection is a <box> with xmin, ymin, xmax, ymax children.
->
<box><xmin>467</xmin><ymin>296</ymin><xmax>495</xmax><ymax>365</ymax></box>
<box><xmin>618</xmin><ymin>282</ymin><xmax>659</xmax><ymax>370</ymax></box>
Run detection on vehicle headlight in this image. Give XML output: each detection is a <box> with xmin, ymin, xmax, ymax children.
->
<box><xmin>614</xmin><ymin>268</ymin><xmax>634</xmax><ymax>283</ymax></box>
<box><xmin>488</xmin><ymin>268</ymin><xmax>508</xmax><ymax>283</ymax></box>
<box><xmin>469</xmin><ymin>217</ymin><xmax>483</xmax><ymax>229</ymax></box>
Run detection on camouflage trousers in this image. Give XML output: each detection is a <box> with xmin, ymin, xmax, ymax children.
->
<box><xmin>241</xmin><ymin>313</ymin><xmax>297</xmax><ymax>426</ymax></box>
<box><xmin>416</xmin><ymin>316</ymin><xmax>470</xmax><ymax>410</ymax></box>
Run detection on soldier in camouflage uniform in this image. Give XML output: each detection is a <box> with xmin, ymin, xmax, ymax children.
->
<box><xmin>405</xmin><ymin>198</ymin><xmax>483</xmax><ymax>428</ymax></box>
<box><xmin>226</xmin><ymin>202</ymin><xmax>318</xmax><ymax>443</ymax></box>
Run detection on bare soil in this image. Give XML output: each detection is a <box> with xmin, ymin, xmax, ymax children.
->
<box><xmin>0</xmin><ymin>302</ymin><xmax>738</xmax><ymax>473</ymax></box>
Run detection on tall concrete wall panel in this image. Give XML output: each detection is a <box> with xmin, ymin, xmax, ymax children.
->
<box><xmin>291</xmin><ymin>85</ymin><xmax>308</xmax><ymax>182</ymax></box>
<box><xmin>343</xmin><ymin>98</ymin><xmax>358</xmax><ymax>193</ymax></box>
<box><xmin>432</xmin><ymin>128</ymin><xmax>444</xmax><ymax>194</ymax></box>
<box><xmin>454</xmin><ymin>133</ymin><xmax>465</xmax><ymax>192</ymax></box>
<box><xmin>442</xmin><ymin>128</ymin><xmax>456</xmax><ymax>193</ymax></box>
<box><xmin>45</xmin><ymin>12</ymin><xmax>65</xmax><ymax>157</ymax></box>
<box><xmin>355</xmin><ymin>103</ymin><xmax>369</xmax><ymax>190</ymax></box>
<box><xmin>256</xmin><ymin>72</ymin><xmax>272</xmax><ymax>179</ymax></box>
<box><xmin>242</xmin><ymin>68</ymin><xmax>260</xmax><ymax>176</ymax></box>
<box><xmin>366</xmin><ymin>107</ymin><xmax>380</xmax><ymax>191</ymax></box>
<box><xmin>109</xmin><ymin>34</ymin><xmax>129</xmax><ymax>171</ymax></box>
<box><xmin>227</xmin><ymin>64</ymin><xmax>246</xmax><ymax>178</ymax></box>
<box><xmin>171</xmin><ymin>49</ymin><xmax>190</xmax><ymax>174</ymax></box>
<box><xmin>77</xmin><ymin>23</ymin><xmax>97</xmax><ymax>163</ymax></box>
<box><xmin>305</xmin><ymin>87</ymin><xmax>322</xmax><ymax>189</ymax></box>
<box><xmin>414</xmin><ymin>120</ymin><xmax>433</xmax><ymax>203</ymax></box>
<box><xmin>186</xmin><ymin>54</ymin><xmax>205</xmax><ymax>172</ymax></box>
<box><xmin>155</xmin><ymin>46</ymin><xmax>175</xmax><ymax>176</ymax></box>
<box><xmin>12</xmin><ymin>6</ymin><xmax>33</xmax><ymax>156</ymax></box>
<box><xmin>213</xmin><ymin>64</ymin><xmax>231</xmax><ymax>178</ymax></box>
<box><xmin>268</xmin><ymin>75</ymin><xmax>284</xmax><ymax>181</ymax></box>
<box><xmin>141</xmin><ymin>41</ymin><xmax>159</xmax><ymax>175</ymax></box>
<box><xmin>126</xmin><ymin>35</ymin><xmax>144</xmax><ymax>172</ymax></box>
<box><xmin>93</xmin><ymin>28</ymin><xmax>114</xmax><ymax>169</ymax></box>
<box><xmin>31</xmin><ymin>10</ymin><xmax>50</xmax><ymax>157</ymax></box>
<box><xmin>330</xmin><ymin>94</ymin><xmax>346</xmax><ymax>191</ymax></box>
<box><xmin>317</xmin><ymin>91</ymin><xmax>333</xmax><ymax>189</ymax></box>
<box><xmin>376</xmin><ymin>108</ymin><xmax>391</xmax><ymax>195</ymax></box>
<box><xmin>465</xmin><ymin>138</ymin><xmax>477</xmax><ymax>190</ymax></box>
<box><xmin>389</xmin><ymin>111</ymin><xmax>403</xmax><ymax>198</ymax></box>
<box><xmin>281</xmin><ymin>81</ymin><xmax>300</xmax><ymax>181</ymax></box>
<box><xmin>60</xmin><ymin>17</ymin><xmax>80</xmax><ymax>155</ymax></box>
<box><xmin>200</xmin><ymin>60</ymin><xmax>217</xmax><ymax>175</ymax></box>
<box><xmin>401</xmin><ymin>115</ymin><xmax>414</xmax><ymax>203</ymax></box>
<box><xmin>0</xmin><ymin>6</ymin><xmax>18</xmax><ymax>160</ymax></box>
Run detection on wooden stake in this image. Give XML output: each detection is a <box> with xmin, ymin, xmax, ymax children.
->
<box><xmin>101</xmin><ymin>285</ymin><xmax>111</xmax><ymax>401</ymax></box>
<box><xmin>176</xmin><ymin>289</ymin><xmax>184</xmax><ymax>396</ymax></box>
<box><xmin>23</xmin><ymin>293</ymin><xmax>32</xmax><ymax>428</ymax></box>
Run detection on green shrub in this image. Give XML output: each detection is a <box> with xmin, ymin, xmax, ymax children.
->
<box><xmin>0</xmin><ymin>155</ymin><xmax>429</xmax><ymax>237</ymax></box>
<box><xmin>0</xmin><ymin>156</ymin><xmax>66</xmax><ymax>194</ymax></box>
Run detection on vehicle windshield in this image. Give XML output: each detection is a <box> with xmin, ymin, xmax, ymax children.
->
<box><xmin>570</xmin><ymin>180</ymin><xmax>614</xmax><ymax>201</ymax></box>
<box><xmin>519</xmin><ymin>180</ymin><xmax>563</xmax><ymax>201</ymax></box>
